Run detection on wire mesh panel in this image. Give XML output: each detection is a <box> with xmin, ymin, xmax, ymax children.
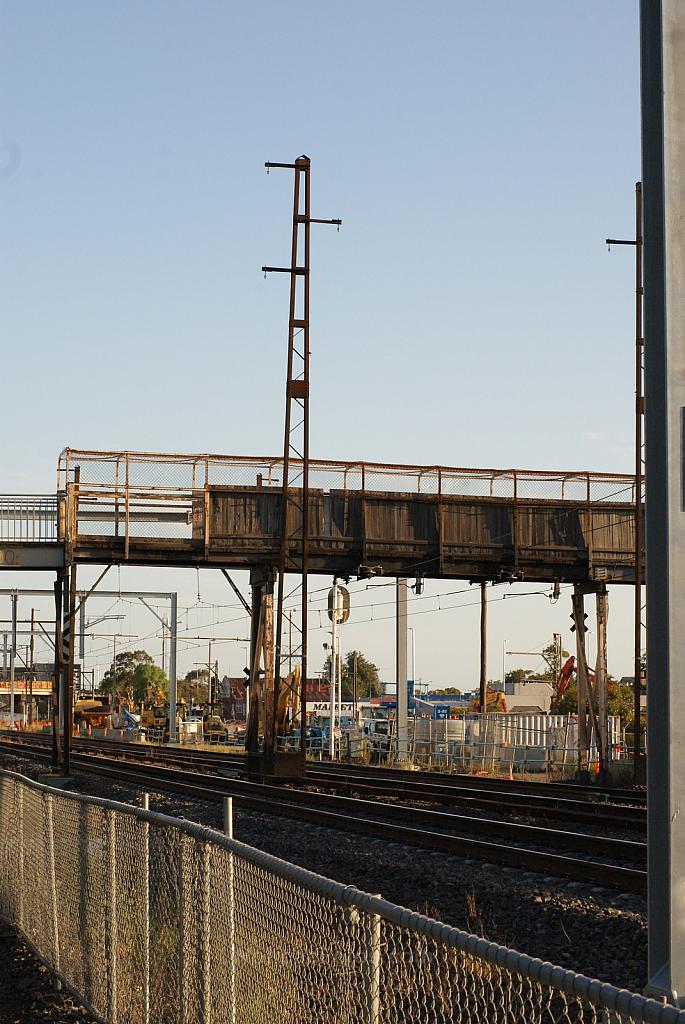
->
<box><xmin>58</xmin><ymin>449</ymin><xmax>637</xmax><ymax>505</ymax></box>
<box><xmin>0</xmin><ymin>769</ymin><xmax>678</xmax><ymax>1024</ymax></box>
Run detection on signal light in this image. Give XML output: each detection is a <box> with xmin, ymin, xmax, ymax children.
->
<box><xmin>570</xmin><ymin>612</ymin><xmax>589</xmax><ymax>633</ymax></box>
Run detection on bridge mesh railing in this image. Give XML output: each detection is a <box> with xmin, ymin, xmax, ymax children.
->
<box><xmin>0</xmin><ymin>769</ymin><xmax>677</xmax><ymax>1024</ymax></box>
<box><xmin>58</xmin><ymin>448</ymin><xmax>640</xmax><ymax>505</ymax></box>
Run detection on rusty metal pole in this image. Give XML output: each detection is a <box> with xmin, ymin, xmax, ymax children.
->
<box><xmin>63</xmin><ymin>561</ymin><xmax>77</xmax><ymax>774</ymax></box>
<box><xmin>572</xmin><ymin>588</ymin><xmax>590</xmax><ymax>777</ymax></box>
<box><xmin>595</xmin><ymin>588</ymin><xmax>609</xmax><ymax>778</ymax></box>
<box><xmin>9</xmin><ymin>592</ymin><xmax>17</xmax><ymax>731</ymax></box>
<box><xmin>479</xmin><ymin>582</ymin><xmax>487</xmax><ymax>711</ymax></box>
<box><xmin>52</xmin><ymin>571</ymin><xmax>65</xmax><ymax>767</ymax></box>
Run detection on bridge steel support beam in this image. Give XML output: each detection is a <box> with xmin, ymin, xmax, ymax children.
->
<box><xmin>168</xmin><ymin>592</ymin><xmax>178</xmax><ymax>743</ymax></box>
<box><xmin>52</xmin><ymin>570</ymin><xmax>65</xmax><ymax>768</ymax></box>
<box><xmin>395</xmin><ymin>578</ymin><xmax>408</xmax><ymax>762</ymax></box>
<box><xmin>572</xmin><ymin>587</ymin><xmax>590</xmax><ymax>778</ymax></box>
<box><xmin>641</xmin><ymin>0</ymin><xmax>685</xmax><ymax>1004</ymax></box>
<box><xmin>245</xmin><ymin>568</ymin><xmax>275</xmax><ymax>757</ymax></box>
<box><xmin>9</xmin><ymin>592</ymin><xmax>17</xmax><ymax>732</ymax></box>
<box><xmin>594</xmin><ymin>588</ymin><xmax>610</xmax><ymax>782</ymax></box>
<box><xmin>63</xmin><ymin>563</ymin><xmax>77</xmax><ymax>774</ymax></box>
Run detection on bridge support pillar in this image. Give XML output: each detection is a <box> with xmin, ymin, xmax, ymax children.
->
<box><xmin>572</xmin><ymin>588</ymin><xmax>590</xmax><ymax>780</ymax></box>
<box><xmin>594</xmin><ymin>587</ymin><xmax>610</xmax><ymax>783</ymax></box>
<box><xmin>63</xmin><ymin>563</ymin><xmax>77</xmax><ymax>774</ymax></box>
<box><xmin>572</xmin><ymin>584</ymin><xmax>610</xmax><ymax>783</ymax></box>
<box><xmin>395</xmin><ymin>578</ymin><xmax>408</xmax><ymax>762</ymax></box>
<box><xmin>52</xmin><ymin>570</ymin><xmax>65</xmax><ymax>768</ymax></box>
<box><xmin>245</xmin><ymin>568</ymin><xmax>275</xmax><ymax>758</ymax></box>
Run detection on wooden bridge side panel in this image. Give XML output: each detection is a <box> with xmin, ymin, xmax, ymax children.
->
<box><xmin>91</xmin><ymin>487</ymin><xmax>641</xmax><ymax>581</ymax></box>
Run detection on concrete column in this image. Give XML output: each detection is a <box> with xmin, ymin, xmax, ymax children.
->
<box><xmin>641</xmin><ymin>0</ymin><xmax>685</xmax><ymax>1003</ymax></box>
<box><xmin>395</xmin><ymin>578</ymin><xmax>408</xmax><ymax>760</ymax></box>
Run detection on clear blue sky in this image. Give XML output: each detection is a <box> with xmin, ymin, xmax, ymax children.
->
<box><xmin>0</xmin><ymin>2</ymin><xmax>641</xmax><ymax>688</ymax></box>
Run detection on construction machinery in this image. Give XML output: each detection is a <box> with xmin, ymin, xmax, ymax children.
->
<box><xmin>200</xmin><ymin>701</ymin><xmax>229</xmax><ymax>744</ymax></box>
<box><xmin>468</xmin><ymin>687</ymin><xmax>507</xmax><ymax>713</ymax></box>
<box><xmin>550</xmin><ymin>656</ymin><xmax>596</xmax><ymax>710</ymax></box>
<box><xmin>140</xmin><ymin>700</ymin><xmax>187</xmax><ymax>742</ymax></box>
<box><xmin>73</xmin><ymin>698</ymin><xmax>111</xmax><ymax>730</ymax></box>
<box><xmin>276</xmin><ymin>666</ymin><xmax>301</xmax><ymax>744</ymax></box>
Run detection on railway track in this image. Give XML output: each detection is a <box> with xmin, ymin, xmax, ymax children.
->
<box><xmin>0</xmin><ymin>732</ymin><xmax>646</xmax><ymax>826</ymax></box>
<box><xmin>0</xmin><ymin>733</ymin><xmax>647</xmax><ymax>893</ymax></box>
<box><xmin>0</xmin><ymin>732</ymin><xmax>645</xmax><ymax>828</ymax></box>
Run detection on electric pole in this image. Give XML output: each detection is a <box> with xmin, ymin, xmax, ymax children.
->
<box><xmin>606</xmin><ymin>180</ymin><xmax>645</xmax><ymax>783</ymax></box>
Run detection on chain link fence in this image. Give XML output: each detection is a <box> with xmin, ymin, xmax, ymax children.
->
<box><xmin>0</xmin><ymin>768</ymin><xmax>679</xmax><ymax>1024</ymax></box>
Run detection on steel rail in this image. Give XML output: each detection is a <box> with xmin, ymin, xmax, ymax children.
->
<box><xmin>301</xmin><ymin>769</ymin><xmax>646</xmax><ymax>828</ymax></box>
<box><xmin>303</xmin><ymin>762</ymin><xmax>647</xmax><ymax>807</ymax></box>
<box><xmin>0</xmin><ymin>733</ymin><xmax>645</xmax><ymax>825</ymax></box>
<box><xmin>0</xmin><ymin>736</ymin><xmax>645</xmax><ymax>891</ymax></box>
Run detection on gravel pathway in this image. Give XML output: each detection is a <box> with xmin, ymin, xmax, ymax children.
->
<box><xmin>0</xmin><ymin>752</ymin><xmax>647</xmax><ymax>996</ymax></box>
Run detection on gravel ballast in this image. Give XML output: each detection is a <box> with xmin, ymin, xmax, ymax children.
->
<box><xmin>0</xmin><ymin>922</ymin><xmax>99</xmax><ymax>1024</ymax></box>
<box><xmin>0</xmin><ymin>751</ymin><xmax>647</xmax><ymax>997</ymax></box>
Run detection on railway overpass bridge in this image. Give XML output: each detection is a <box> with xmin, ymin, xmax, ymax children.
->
<box><xmin>0</xmin><ymin>448</ymin><xmax>642</xmax><ymax>785</ymax></box>
<box><xmin>0</xmin><ymin>448</ymin><xmax>644</xmax><ymax>585</ymax></box>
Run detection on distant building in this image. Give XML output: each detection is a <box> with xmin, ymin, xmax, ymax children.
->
<box><xmin>219</xmin><ymin>677</ymin><xmax>247</xmax><ymax>720</ymax></box>
<box><xmin>218</xmin><ymin>676</ymin><xmax>333</xmax><ymax>720</ymax></box>
<box><xmin>502</xmin><ymin>678</ymin><xmax>552</xmax><ymax>714</ymax></box>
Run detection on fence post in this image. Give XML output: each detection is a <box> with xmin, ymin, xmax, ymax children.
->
<box><xmin>107</xmin><ymin>808</ymin><xmax>118</xmax><ymax>1024</ymax></box>
<box><xmin>200</xmin><ymin>841</ymin><xmax>212</xmax><ymax>1024</ymax></box>
<box><xmin>224</xmin><ymin>798</ymin><xmax>236</xmax><ymax>1024</ymax></box>
<box><xmin>17</xmin><ymin>783</ymin><xmax>24</xmax><ymax>933</ymax></box>
<box><xmin>142</xmin><ymin>793</ymin><xmax>150</xmax><ymax>1024</ymax></box>
<box><xmin>178</xmin><ymin>834</ymin><xmax>187</xmax><ymax>1024</ymax></box>
<box><xmin>44</xmin><ymin>791</ymin><xmax>60</xmax><ymax>974</ymax></box>
<box><xmin>366</xmin><ymin>899</ymin><xmax>381</xmax><ymax>1024</ymax></box>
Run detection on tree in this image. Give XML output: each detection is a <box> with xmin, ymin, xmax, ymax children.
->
<box><xmin>178</xmin><ymin>668</ymin><xmax>211</xmax><ymax>705</ymax></box>
<box><xmin>131</xmin><ymin>663</ymin><xmax>169</xmax><ymax>703</ymax></box>
<box><xmin>504</xmin><ymin>668</ymin><xmax>534</xmax><ymax>687</ymax></box>
<box><xmin>539</xmin><ymin>639</ymin><xmax>570</xmax><ymax>682</ymax></box>
<box><xmin>555</xmin><ymin>681</ymin><xmax>635</xmax><ymax>723</ymax></box>
<box><xmin>101</xmin><ymin>650</ymin><xmax>154</xmax><ymax>699</ymax></box>
<box><xmin>607</xmin><ymin>683</ymin><xmax>634</xmax><ymax>722</ymax></box>
<box><xmin>322</xmin><ymin>650</ymin><xmax>381</xmax><ymax>698</ymax></box>
<box><xmin>429</xmin><ymin>687</ymin><xmax>462</xmax><ymax>696</ymax></box>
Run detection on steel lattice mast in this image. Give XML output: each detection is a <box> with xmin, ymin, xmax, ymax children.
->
<box><xmin>262</xmin><ymin>156</ymin><xmax>340</xmax><ymax>764</ymax></box>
